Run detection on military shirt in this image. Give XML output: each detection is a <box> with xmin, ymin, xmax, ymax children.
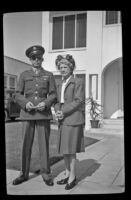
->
<box><xmin>15</xmin><ymin>68</ymin><xmax>57</xmax><ymax>120</ymax></box>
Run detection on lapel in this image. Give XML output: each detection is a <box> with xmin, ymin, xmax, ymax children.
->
<box><xmin>28</xmin><ymin>68</ymin><xmax>36</xmax><ymax>76</ymax></box>
<box><xmin>58</xmin><ymin>75</ymin><xmax>75</xmax><ymax>101</ymax></box>
<box><xmin>58</xmin><ymin>79</ymin><xmax>63</xmax><ymax>101</ymax></box>
<box><xmin>64</xmin><ymin>75</ymin><xmax>75</xmax><ymax>91</ymax></box>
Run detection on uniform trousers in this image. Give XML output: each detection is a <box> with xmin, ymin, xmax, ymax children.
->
<box><xmin>21</xmin><ymin>120</ymin><xmax>50</xmax><ymax>178</ymax></box>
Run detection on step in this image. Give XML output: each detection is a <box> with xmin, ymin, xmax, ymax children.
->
<box><xmin>101</xmin><ymin>124</ymin><xmax>124</xmax><ymax>129</ymax></box>
<box><xmin>101</xmin><ymin>119</ymin><xmax>124</xmax><ymax>129</ymax></box>
<box><xmin>88</xmin><ymin>128</ymin><xmax>124</xmax><ymax>135</ymax></box>
<box><xmin>103</xmin><ymin>119</ymin><xmax>124</xmax><ymax>125</ymax></box>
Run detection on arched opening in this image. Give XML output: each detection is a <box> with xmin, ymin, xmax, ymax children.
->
<box><xmin>102</xmin><ymin>57</ymin><xmax>123</xmax><ymax>119</ymax></box>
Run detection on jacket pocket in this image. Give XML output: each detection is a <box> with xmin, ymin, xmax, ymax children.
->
<box><xmin>25</xmin><ymin>78</ymin><xmax>34</xmax><ymax>90</ymax></box>
<box><xmin>39</xmin><ymin>78</ymin><xmax>48</xmax><ymax>88</ymax></box>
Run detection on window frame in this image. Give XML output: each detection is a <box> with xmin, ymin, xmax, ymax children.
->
<box><xmin>4</xmin><ymin>73</ymin><xmax>17</xmax><ymax>90</ymax></box>
<box><xmin>50</xmin><ymin>11</ymin><xmax>87</xmax><ymax>52</ymax></box>
<box><xmin>9</xmin><ymin>76</ymin><xmax>16</xmax><ymax>90</ymax></box>
<box><xmin>4</xmin><ymin>75</ymin><xmax>8</xmax><ymax>89</ymax></box>
<box><xmin>104</xmin><ymin>11</ymin><xmax>121</xmax><ymax>26</ymax></box>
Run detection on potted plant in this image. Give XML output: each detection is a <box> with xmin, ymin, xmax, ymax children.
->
<box><xmin>86</xmin><ymin>96</ymin><xmax>103</xmax><ymax>128</ymax></box>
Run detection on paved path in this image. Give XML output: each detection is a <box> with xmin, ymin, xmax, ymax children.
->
<box><xmin>6</xmin><ymin>128</ymin><xmax>124</xmax><ymax>195</ymax></box>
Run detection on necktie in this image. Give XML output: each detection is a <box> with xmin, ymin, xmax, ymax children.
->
<box><xmin>35</xmin><ymin>69</ymin><xmax>40</xmax><ymax>74</ymax></box>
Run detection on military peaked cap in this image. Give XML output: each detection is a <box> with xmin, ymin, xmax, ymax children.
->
<box><xmin>25</xmin><ymin>45</ymin><xmax>45</xmax><ymax>58</ymax></box>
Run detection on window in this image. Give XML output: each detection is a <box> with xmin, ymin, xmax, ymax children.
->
<box><xmin>105</xmin><ymin>11</ymin><xmax>121</xmax><ymax>25</ymax></box>
<box><xmin>9</xmin><ymin>76</ymin><xmax>16</xmax><ymax>89</ymax></box>
<box><xmin>4</xmin><ymin>74</ymin><xmax>17</xmax><ymax>90</ymax></box>
<box><xmin>89</xmin><ymin>74</ymin><xmax>98</xmax><ymax>100</ymax></box>
<box><xmin>52</xmin><ymin>17</ymin><xmax>63</xmax><ymax>49</ymax></box>
<box><xmin>76</xmin><ymin>14</ymin><xmax>87</xmax><ymax>47</ymax></box>
<box><xmin>4</xmin><ymin>75</ymin><xmax>7</xmax><ymax>88</ymax></box>
<box><xmin>52</xmin><ymin>13</ymin><xmax>87</xmax><ymax>50</ymax></box>
<box><xmin>64</xmin><ymin>15</ymin><xmax>75</xmax><ymax>48</ymax></box>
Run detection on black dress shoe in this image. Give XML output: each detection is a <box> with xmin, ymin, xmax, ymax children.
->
<box><xmin>57</xmin><ymin>177</ymin><xmax>69</xmax><ymax>185</ymax></box>
<box><xmin>12</xmin><ymin>176</ymin><xmax>28</xmax><ymax>185</ymax></box>
<box><xmin>65</xmin><ymin>177</ymin><xmax>77</xmax><ymax>190</ymax></box>
<box><xmin>43</xmin><ymin>178</ymin><xmax>54</xmax><ymax>186</ymax></box>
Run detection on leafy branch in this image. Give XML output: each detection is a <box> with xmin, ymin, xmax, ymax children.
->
<box><xmin>83</xmin><ymin>96</ymin><xmax>103</xmax><ymax>120</ymax></box>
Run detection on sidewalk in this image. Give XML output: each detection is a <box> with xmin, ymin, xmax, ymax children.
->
<box><xmin>6</xmin><ymin>128</ymin><xmax>125</xmax><ymax>195</ymax></box>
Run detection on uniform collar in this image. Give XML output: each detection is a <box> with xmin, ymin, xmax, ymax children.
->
<box><xmin>32</xmin><ymin>66</ymin><xmax>43</xmax><ymax>72</ymax></box>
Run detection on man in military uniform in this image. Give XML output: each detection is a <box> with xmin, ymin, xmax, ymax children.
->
<box><xmin>12</xmin><ymin>45</ymin><xmax>57</xmax><ymax>186</ymax></box>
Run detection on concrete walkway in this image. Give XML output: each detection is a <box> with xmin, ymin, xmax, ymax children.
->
<box><xmin>6</xmin><ymin>127</ymin><xmax>125</xmax><ymax>195</ymax></box>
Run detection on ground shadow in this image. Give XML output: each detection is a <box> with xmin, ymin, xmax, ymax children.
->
<box><xmin>51</xmin><ymin>162</ymin><xmax>66</xmax><ymax>179</ymax></box>
<box><xmin>27</xmin><ymin>162</ymin><xmax>65</xmax><ymax>181</ymax></box>
<box><xmin>75</xmin><ymin>158</ymin><xmax>101</xmax><ymax>182</ymax></box>
<box><xmin>20</xmin><ymin>158</ymin><xmax>101</xmax><ymax>183</ymax></box>
<box><xmin>8</xmin><ymin>157</ymin><xmax>101</xmax><ymax>183</ymax></box>
<box><xmin>50</xmin><ymin>158</ymin><xmax>101</xmax><ymax>182</ymax></box>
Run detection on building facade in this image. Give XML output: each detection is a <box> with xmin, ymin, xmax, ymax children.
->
<box><xmin>41</xmin><ymin>11</ymin><xmax>123</xmax><ymax>130</ymax></box>
<box><xmin>4</xmin><ymin>11</ymin><xmax>123</xmax><ymax>129</ymax></box>
<box><xmin>4</xmin><ymin>56</ymin><xmax>31</xmax><ymax>91</ymax></box>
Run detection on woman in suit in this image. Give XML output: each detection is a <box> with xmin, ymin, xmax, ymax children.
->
<box><xmin>54</xmin><ymin>54</ymin><xmax>85</xmax><ymax>190</ymax></box>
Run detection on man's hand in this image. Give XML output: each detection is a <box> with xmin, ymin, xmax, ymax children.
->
<box><xmin>26</xmin><ymin>102</ymin><xmax>34</xmax><ymax>111</ymax></box>
<box><xmin>55</xmin><ymin>110</ymin><xmax>64</xmax><ymax>120</ymax></box>
<box><xmin>36</xmin><ymin>102</ymin><xmax>46</xmax><ymax>111</ymax></box>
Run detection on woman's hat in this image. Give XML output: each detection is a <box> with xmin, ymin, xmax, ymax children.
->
<box><xmin>55</xmin><ymin>54</ymin><xmax>76</xmax><ymax>71</ymax></box>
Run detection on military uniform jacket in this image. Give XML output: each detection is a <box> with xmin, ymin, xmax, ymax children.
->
<box><xmin>54</xmin><ymin>75</ymin><xmax>85</xmax><ymax>126</ymax></box>
<box><xmin>15</xmin><ymin>68</ymin><xmax>57</xmax><ymax>120</ymax></box>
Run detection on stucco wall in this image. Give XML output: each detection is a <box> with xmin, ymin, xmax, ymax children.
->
<box><xmin>4</xmin><ymin>56</ymin><xmax>31</xmax><ymax>79</ymax></box>
<box><xmin>42</xmin><ymin>11</ymin><xmax>104</xmax><ymax>75</ymax></box>
<box><xmin>4</xmin><ymin>12</ymin><xmax>42</xmax><ymax>64</ymax></box>
<box><xmin>102</xmin><ymin>23</ymin><xmax>122</xmax><ymax>68</ymax></box>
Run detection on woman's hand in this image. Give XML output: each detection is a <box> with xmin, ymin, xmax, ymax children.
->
<box><xmin>55</xmin><ymin>110</ymin><xmax>64</xmax><ymax>120</ymax></box>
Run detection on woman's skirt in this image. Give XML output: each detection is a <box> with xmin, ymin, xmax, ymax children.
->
<box><xmin>57</xmin><ymin>124</ymin><xmax>85</xmax><ymax>155</ymax></box>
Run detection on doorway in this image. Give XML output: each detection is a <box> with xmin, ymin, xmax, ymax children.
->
<box><xmin>102</xmin><ymin>58</ymin><xmax>123</xmax><ymax>118</ymax></box>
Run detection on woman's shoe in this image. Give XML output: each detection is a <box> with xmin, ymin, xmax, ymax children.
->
<box><xmin>65</xmin><ymin>177</ymin><xmax>77</xmax><ymax>190</ymax></box>
<box><xmin>57</xmin><ymin>177</ymin><xmax>69</xmax><ymax>185</ymax></box>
